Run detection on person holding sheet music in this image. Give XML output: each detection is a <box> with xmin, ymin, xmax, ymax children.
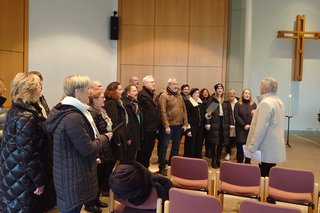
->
<box><xmin>234</xmin><ymin>88</ymin><xmax>257</xmax><ymax>163</ymax></box>
<box><xmin>246</xmin><ymin>77</ymin><xmax>286</xmax><ymax>177</ymax></box>
<box><xmin>104</xmin><ymin>82</ymin><xmax>129</xmax><ymax>161</ymax></box>
<box><xmin>205</xmin><ymin>83</ymin><xmax>233</xmax><ymax>169</ymax></box>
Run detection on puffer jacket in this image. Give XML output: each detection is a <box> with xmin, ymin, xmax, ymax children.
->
<box><xmin>206</xmin><ymin>95</ymin><xmax>233</xmax><ymax>145</ymax></box>
<box><xmin>0</xmin><ymin>100</ymin><xmax>46</xmax><ymax>213</ymax></box>
<box><xmin>46</xmin><ymin>103</ymin><xmax>108</xmax><ymax>211</ymax></box>
<box><xmin>0</xmin><ymin>96</ymin><xmax>7</xmax><ymax>141</ymax></box>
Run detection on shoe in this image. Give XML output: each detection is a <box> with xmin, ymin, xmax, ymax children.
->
<box><xmin>211</xmin><ymin>161</ymin><xmax>219</xmax><ymax>169</ymax></box>
<box><xmin>100</xmin><ymin>190</ymin><xmax>109</xmax><ymax>197</ymax></box>
<box><xmin>224</xmin><ymin>153</ymin><xmax>230</xmax><ymax>161</ymax></box>
<box><xmin>84</xmin><ymin>205</ymin><xmax>102</xmax><ymax>213</ymax></box>
<box><xmin>95</xmin><ymin>199</ymin><xmax>108</xmax><ymax>208</ymax></box>
<box><xmin>159</xmin><ymin>168</ymin><xmax>167</xmax><ymax>176</ymax></box>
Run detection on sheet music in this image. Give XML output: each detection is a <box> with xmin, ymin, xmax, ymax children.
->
<box><xmin>242</xmin><ymin>145</ymin><xmax>261</xmax><ymax>163</ymax></box>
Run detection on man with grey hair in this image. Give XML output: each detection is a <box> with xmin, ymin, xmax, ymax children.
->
<box><xmin>136</xmin><ymin>75</ymin><xmax>160</xmax><ymax>169</ymax></box>
<box><xmin>158</xmin><ymin>77</ymin><xmax>188</xmax><ymax>175</ymax></box>
<box><xmin>246</xmin><ymin>77</ymin><xmax>286</xmax><ymax>177</ymax></box>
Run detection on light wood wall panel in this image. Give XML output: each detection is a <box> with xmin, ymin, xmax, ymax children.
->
<box><xmin>118</xmin><ymin>0</ymin><xmax>228</xmax><ymax>92</ymax></box>
<box><xmin>154</xmin><ymin>66</ymin><xmax>187</xmax><ymax>92</ymax></box>
<box><xmin>121</xmin><ymin>26</ymin><xmax>154</xmax><ymax>65</ymax></box>
<box><xmin>122</xmin><ymin>0</ymin><xmax>155</xmax><ymax>25</ymax></box>
<box><xmin>156</xmin><ymin>0</ymin><xmax>190</xmax><ymax>26</ymax></box>
<box><xmin>120</xmin><ymin>65</ymin><xmax>154</xmax><ymax>88</ymax></box>
<box><xmin>0</xmin><ymin>0</ymin><xmax>24</xmax><ymax>52</ymax></box>
<box><xmin>0</xmin><ymin>0</ymin><xmax>28</xmax><ymax>109</ymax></box>
<box><xmin>190</xmin><ymin>0</ymin><xmax>225</xmax><ymax>26</ymax></box>
<box><xmin>155</xmin><ymin>26</ymin><xmax>189</xmax><ymax>66</ymax></box>
<box><xmin>189</xmin><ymin>27</ymin><xmax>224</xmax><ymax>66</ymax></box>
<box><xmin>188</xmin><ymin>67</ymin><xmax>222</xmax><ymax>94</ymax></box>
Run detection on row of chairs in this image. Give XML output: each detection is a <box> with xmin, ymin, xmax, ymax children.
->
<box><xmin>109</xmin><ymin>156</ymin><xmax>319</xmax><ymax>213</ymax></box>
<box><xmin>164</xmin><ymin>187</ymin><xmax>302</xmax><ymax>213</ymax></box>
<box><xmin>215</xmin><ymin>161</ymin><xmax>319</xmax><ymax>213</ymax></box>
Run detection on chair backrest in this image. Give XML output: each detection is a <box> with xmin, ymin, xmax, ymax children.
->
<box><xmin>239</xmin><ymin>200</ymin><xmax>302</xmax><ymax>213</ymax></box>
<box><xmin>171</xmin><ymin>156</ymin><xmax>208</xmax><ymax>180</ymax></box>
<box><xmin>168</xmin><ymin>188</ymin><xmax>221</xmax><ymax>213</ymax></box>
<box><xmin>220</xmin><ymin>161</ymin><xmax>261</xmax><ymax>186</ymax></box>
<box><xmin>269</xmin><ymin>167</ymin><xmax>314</xmax><ymax>193</ymax></box>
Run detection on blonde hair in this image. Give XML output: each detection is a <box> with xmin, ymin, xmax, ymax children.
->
<box><xmin>11</xmin><ymin>73</ymin><xmax>41</xmax><ymax>103</ymax></box>
<box><xmin>0</xmin><ymin>79</ymin><xmax>5</xmax><ymax>96</ymax></box>
<box><xmin>239</xmin><ymin>88</ymin><xmax>255</xmax><ymax>106</ymax></box>
<box><xmin>63</xmin><ymin>75</ymin><xmax>91</xmax><ymax>97</ymax></box>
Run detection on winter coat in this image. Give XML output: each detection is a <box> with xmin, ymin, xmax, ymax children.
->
<box><xmin>185</xmin><ymin>98</ymin><xmax>206</xmax><ymax>128</ymax></box>
<box><xmin>234</xmin><ymin>100</ymin><xmax>257</xmax><ymax>144</ymax></box>
<box><xmin>0</xmin><ymin>100</ymin><xmax>46</xmax><ymax>213</ymax></box>
<box><xmin>158</xmin><ymin>88</ymin><xmax>188</xmax><ymax>128</ymax></box>
<box><xmin>104</xmin><ymin>98</ymin><xmax>129</xmax><ymax>160</ymax></box>
<box><xmin>123</xmin><ymin>96</ymin><xmax>143</xmax><ymax>152</ymax></box>
<box><xmin>138</xmin><ymin>86</ymin><xmax>160</xmax><ymax>132</ymax></box>
<box><xmin>246</xmin><ymin>93</ymin><xmax>286</xmax><ymax>164</ymax></box>
<box><xmin>89</xmin><ymin>107</ymin><xmax>113</xmax><ymax>161</ymax></box>
<box><xmin>46</xmin><ymin>104</ymin><xmax>109</xmax><ymax>211</ymax></box>
<box><xmin>206</xmin><ymin>95</ymin><xmax>233</xmax><ymax>145</ymax></box>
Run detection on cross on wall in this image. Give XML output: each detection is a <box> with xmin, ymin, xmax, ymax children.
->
<box><xmin>277</xmin><ymin>15</ymin><xmax>320</xmax><ymax>81</ymax></box>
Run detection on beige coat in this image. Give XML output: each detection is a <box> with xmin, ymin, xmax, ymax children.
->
<box><xmin>159</xmin><ymin>89</ymin><xmax>188</xmax><ymax>128</ymax></box>
<box><xmin>246</xmin><ymin>93</ymin><xmax>286</xmax><ymax>164</ymax></box>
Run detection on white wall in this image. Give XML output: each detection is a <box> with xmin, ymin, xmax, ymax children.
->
<box><xmin>29</xmin><ymin>0</ymin><xmax>118</xmax><ymax>107</ymax></box>
<box><xmin>244</xmin><ymin>0</ymin><xmax>320</xmax><ymax>132</ymax></box>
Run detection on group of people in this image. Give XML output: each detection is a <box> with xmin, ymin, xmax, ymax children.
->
<box><xmin>0</xmin><ymin>72</ymin><xmax>286</xmax><ymax>212</ymax></box>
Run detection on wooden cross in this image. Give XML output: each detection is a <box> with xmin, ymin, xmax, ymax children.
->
<box><xmin>277</xmin><ymin>15</ymin><xmax>320</xmax><ymax>81</ymax></box>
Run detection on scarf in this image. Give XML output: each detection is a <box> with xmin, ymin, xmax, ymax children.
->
<box><xmin>92</xmin><ymin>103</ymin><xmax>113</xmax><ymax>131</ymax></box>
<box><xmin>61</xmin><ymin>96</ymin><xmax>99</xmax><ymax>137</ymax></box>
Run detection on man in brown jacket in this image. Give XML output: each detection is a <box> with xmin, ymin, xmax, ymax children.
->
<box><xmin>158</xmin><ymin>77</ymin><xmax>188</xmax><ymax>175</ymax></box>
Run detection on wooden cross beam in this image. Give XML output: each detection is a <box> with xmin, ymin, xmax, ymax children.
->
<box><xmin>277</xmin><ymin>15</ymin><xmax>320</xmax><ymax>81</ymax></box>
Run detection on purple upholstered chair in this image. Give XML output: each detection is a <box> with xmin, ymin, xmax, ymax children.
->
<box><xmin>167</xmin><ymin>156</ymin><xmax>213</xmax><ymax>195</ymax></box>
<box><xmin>265</xmin><ymin>167</ymin><xmax>319</xmax><ymax>213</ymax></box>
<box><xmin>240</xmin><ymin>200</ymin><xmax>302</xmax><ymax>213</ymax></box>
<box><xmin>215</xmin><ymin>161</ymin><xmax>265</xmax><ymax>209</ymax></box>
<box><xmin>164</xmin><ymin>188</ymin><xmax>221</xmax><ymax>213</ymax></box>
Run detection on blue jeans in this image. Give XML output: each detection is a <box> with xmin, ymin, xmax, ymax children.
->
<box><xmin>159</xmin><ymin>125</ymin><xmax>182</xmax><ymax>170</ymax></box>
<box><xmin>61</xmin><ymin>205</ymin><xmax>82</xmax><ymax>213</ymax></box>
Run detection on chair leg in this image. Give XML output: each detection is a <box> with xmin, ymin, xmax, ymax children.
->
<box><xmin>312</xmin><ymin>183</ymin><xmax>319</xmax><ymax>213</ymax></box>
<box><xmin>109</xmin><ymin>189</ymin><xmax>114</xmax><ymax>213</ymax></box>
<box><xmin>219</xmin><ymin>193</ymin><xmax>224</xmax><ymax>210</ymax></box>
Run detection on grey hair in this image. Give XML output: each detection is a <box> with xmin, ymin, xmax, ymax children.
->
<box><xmin>143</xmin><ymin>75</ymin><xmax>155</xmax><ymax>85</ymax></box>
<box><xmin>63</xmin><ymin>75</ymin><xmax>91</xmax><ymax>97</ymax></box>
<box><xmin>167</xmin><ymin>77</ymin><xmax>177</xmax><ymax>85</ymax></box>
<box><xmin>261</xmin><ymin>77</ymin><xmax>278</xmax><ymax>93</ymax></box>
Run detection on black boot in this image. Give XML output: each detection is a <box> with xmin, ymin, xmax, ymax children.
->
<box><xmin>84</xmin><ymin>200</ymin><xmax>102</xmax><ymax>213</ymax></box>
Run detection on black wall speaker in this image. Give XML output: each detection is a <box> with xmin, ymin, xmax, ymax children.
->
<box><xmin>110</xmin><ymin>11</ymin><xmax>119</xmax><ymax>40</ymax></box>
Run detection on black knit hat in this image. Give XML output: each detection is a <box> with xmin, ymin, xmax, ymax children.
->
<box><xmin>214</xmin><ymin>83</ymin><xmax>224</xmax><ymax>91</ymax></box>
<box><xmin>189</xmin><ymin>88</ymin><xmax>199</xmax><ymax>97</ymax></box>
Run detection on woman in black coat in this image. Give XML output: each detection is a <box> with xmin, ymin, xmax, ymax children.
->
<box><xmin>1</xmin><ymin>73</ymin><xmax>46</xmax><ymax>213</ymax></box>
<box><xmin>123</xmin><ymin>84</ymin><xmax>143</xmax><ymax>160</ymax></box>
<box><xmin>205</xmin><ymin>83</ymin><xmax>233</xmax><ymax>168</ymax></box>
<box><xmin>234</xmin><ymin>88</ymin><xmax>257</xmax><ymax>163</ymax></box>
<box><xmin>104</xmin><ymin>82</ymin><xmax>129</xmax><ymax>161</ymax></box>
<box><xmin>184</xmin><ymin>88</ymin><xmax>206</xmax><ymax>158</ymax></box>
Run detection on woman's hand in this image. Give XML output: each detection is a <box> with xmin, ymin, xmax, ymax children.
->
<box><xmin>34</xmin><ymin>185</ymin><xmax>44</xmax><ymax>195</ymax></box>
<box><xmin>105</xmin><ymin>132</ymin><xmax>113</xmax><ymax>141</ymax></box>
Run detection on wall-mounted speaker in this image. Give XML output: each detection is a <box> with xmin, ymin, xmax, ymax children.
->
<box><xmin>110</xmin><ymin>11</ymin><xmax>118</xmax><ymax>40</ymax></box>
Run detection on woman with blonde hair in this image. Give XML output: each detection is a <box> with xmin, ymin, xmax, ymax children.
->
<box><xmin>234</xmin><ymin>88</ymin><xmax>257</xmax><ymax>163</ymax></box>
<box><xmin>1</xmin><ymin>73</ymin><xmax>46</xmax><ymax>212</ymax></box>
<box><xmin>0</xmin><ymin>79</ymin><xmax>7</xmax><ymax>141</ymax></box>
<box><xmin>46</xmin><ymin>75</ymin><xmax>112</xmax><ymax>213</ymax></box>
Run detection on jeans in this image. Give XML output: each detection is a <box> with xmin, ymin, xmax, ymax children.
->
<box><xmin>159</xmin><ymin>125</ymin><xmax>182</xmax><ymax>170</ymax></box>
